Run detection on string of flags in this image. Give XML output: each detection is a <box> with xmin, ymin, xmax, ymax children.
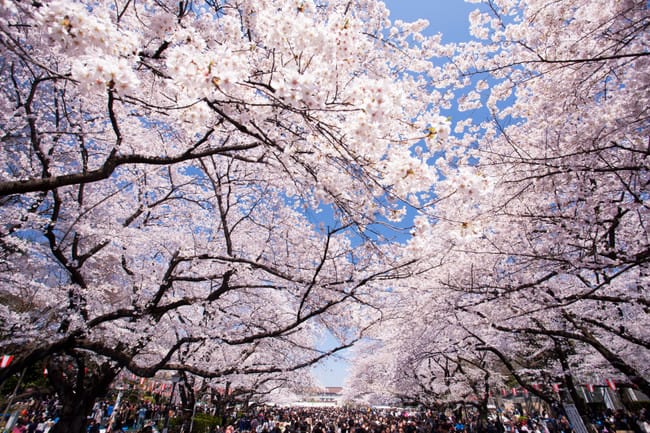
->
<box><xmin>585</xmin><ymin>379</ymin><xmax>617</xmax><ymax>392</ymax></box>
<box><xmin>497</xmin><ymin>379</ymin><xmax>618</xmax><ymax>397</ymax></box>
<box><xmin>121</xmin><ymin>373</ymin><xmax>176</xmax><ymax>396</ymax></box>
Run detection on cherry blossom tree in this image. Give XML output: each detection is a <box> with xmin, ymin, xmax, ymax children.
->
<box><xmin>347</xmin><ymin>0</ymin><xmax>648</xmax><ymax>414</ymax></box>
<box><xmin>431</xmin><ymin>0</ymin><xmax>647</xmax><ymax>402</ymax></box>
<box><xmin>344</xmin><ymin>282</ymin><xmax>508</xmax><ymax>417</ymax></box>
<box><xmin>0</xmin><ymin>0</ymin><xmax>451</xmax><ymax>431</ymax></box>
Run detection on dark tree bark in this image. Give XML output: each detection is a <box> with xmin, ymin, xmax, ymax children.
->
<box><xmin>47</xmin><ymin>353</ymin><xmax>120</xmax><ymax>433</ymax></box>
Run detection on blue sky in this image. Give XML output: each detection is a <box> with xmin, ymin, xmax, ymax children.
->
<box><xmin>311</xmin><ymin>0</ymin><xmax>476</xmax><ymax>388</ymax></box>
<box><xmin>383</xmin><ymin>0</ymin><xmax>476</xmax><ymax>40</ymax></box>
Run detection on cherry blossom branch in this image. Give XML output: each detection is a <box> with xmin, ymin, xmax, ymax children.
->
<box><xmin>475</xmin><ymin>344</ymin><xmax>556</xmax><ymax>405</ymax></box>
<box><xmin>491</xmin><ymin>318</ymin><xmax>650</xmax><ymax>396</ymax></box>
<box><xmin>164</xmin><ymin>333</ymin><xmax>360</xmax><ymax>379</ymax></box>
<box><xmin>463</xmin><ymin>51</ymin><xmax>650</xmax><ymax>76</ymax></box>
<box><xmin>0</xmin><ymin>129</ymin><xmax>267</xmax><ymax>196</ymax></box>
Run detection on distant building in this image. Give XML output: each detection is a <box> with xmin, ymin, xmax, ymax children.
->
<box><xmin>289</xmin><ymin>386</ymin><xmax>344</xmax><ymax>407</ymax></box>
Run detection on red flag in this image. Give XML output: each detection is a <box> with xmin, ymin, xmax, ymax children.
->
<box><xmin>585</xmin><ymin>384</ymin><xmax>595</xmax><ymax>392</ymax></box>
<box><xmin>501</xmin><ymin>388</ymin><xmax>507</xmax><ymax>396</ymax></box>
<box><xmin>605</xmin><ymin>379</ymin><xmax>617</xmax><ymax>391</ymax></box>
<box><xmin>552</xmin><ymin>383</ymin><xmax>560</xmax><ymax>393</ymax></box>
<box><xmin>0</xmin><ymin>355</ymin><xmax>14</xmax><ymax>368</ymax></box>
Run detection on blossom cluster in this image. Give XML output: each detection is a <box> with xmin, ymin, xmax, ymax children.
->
<box><xmin>35</xmin><ymin>1</ymin><xmax>141</xmax><ymax>94</ymax></box>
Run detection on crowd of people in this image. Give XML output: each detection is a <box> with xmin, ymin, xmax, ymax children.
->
<box><xmin>207</xmin><ymin>405</ymin><xmax>649</xmax><ymax>433</ymax></box>
<box><xmin>1</xmin><ymin>395</ymin><xmax>59</xmax><ymax>433</ymax></box>
<box><xmin>2</xmin><ymin>395</ymin><xmax>649</xmax><ymax>433</ymax></box>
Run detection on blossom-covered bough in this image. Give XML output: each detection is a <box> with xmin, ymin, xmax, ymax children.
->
<box><xmin>0</xmin><ymin>0</ymin><xmax>450</xmax><ymax>431</ymax></box>
<box><xmin>446</xmin><ymin>0</ymin><xmax>650</xmax><ymax>400</ymax></box>
<box><xmin>347</xmin><ymin>0</ymin><xmax>650</xmax><ymax>417</ymax></box>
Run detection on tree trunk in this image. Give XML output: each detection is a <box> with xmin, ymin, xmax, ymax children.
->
<box><xmin>46</xmin><ymin>353</ymin><xmax>119</xmax><ymax>433</ymax></box>
<box><xmin>178</xmin><ymin>375</ymin><xmax>196</xmax><ymax>433</ymax></box>
<box><xmin>555</xmin><ymin>341</ymin><xmax>592</xmax><ymax>429</ymax></box>
<box><xmin>211</xmin><ymin>382</ymin><xmax>233</xmax><ymax>426</ymax></box>
<box><xmin>50</xmin><ymin>397</ymin><xmax>96</xmax><ymax>433</ymax></box>
<box><xmin>476</xmin><ymin>398</ymin><xmax>490</xmax><ymax>433</ymax></box>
